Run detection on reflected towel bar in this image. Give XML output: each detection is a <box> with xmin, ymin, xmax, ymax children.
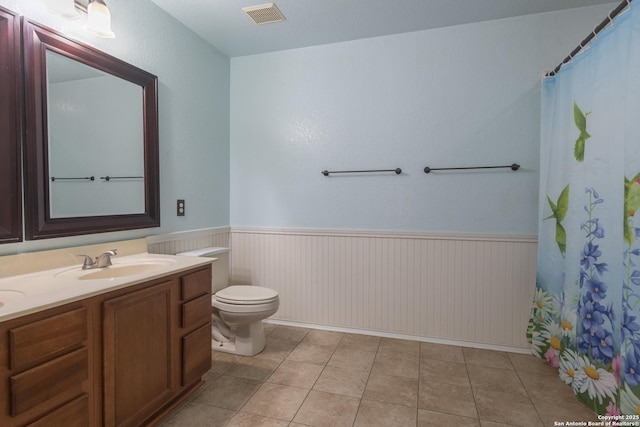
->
<box><xmin>100</xmin><ymin>176</ymin><xmax>144</xmax><ymax>181</ymax></box>
<box><xmin>51</xmin><ymin>176</ymin><xmax>95</xmax><ymax>182</ymax></box>
<box><xmin>322</xmin><ymin>168</ymin><xmax>402</xmax><ymax>176</ymax></box>
<box><xmin>423</xmin><ymin>164</ymin><xmax>520</xmax><ymax>173</ymax></box>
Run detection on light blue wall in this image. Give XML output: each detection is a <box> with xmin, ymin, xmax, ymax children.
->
<box><xmin>0</xmin><ymin>1</ymin><xmax>616</xmax><ymax>256</ymax></box>
<box><xmin>230</xmin><ymin>5</ymin><xmax>614</xmax><ymax>234</ymax></box>
<box><xmin>0</xmin><ymin>0</ymin><xmax>230</xmax><ymax>255</ymax></box>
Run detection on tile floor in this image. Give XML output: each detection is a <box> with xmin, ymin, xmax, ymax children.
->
<box><xmin>159</xmin><ymin>324</ymin><xmax>600</xmax><ymax>427</ymax></box>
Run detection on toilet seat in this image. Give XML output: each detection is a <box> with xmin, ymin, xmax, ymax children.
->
<box><xmin>212</xmin><ymin>298</ymin><xmax>279</xmax><ymax>313</ymax></box>
<box><xmin>214</xmin><ymin>285</ymin><xmax>279</xmax><ymax>305</ymax></box>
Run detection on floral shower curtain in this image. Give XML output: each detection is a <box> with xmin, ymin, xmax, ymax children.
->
<box><xmin>528</xmin><ymin>2</ymin><xmax>640</xmax><ymax>415</ymax></box>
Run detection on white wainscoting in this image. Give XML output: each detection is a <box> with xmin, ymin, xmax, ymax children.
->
<box><xmin>230</xmin><ymin>227</ymin><xmax>537</xmax><ymax>351</ymax></box>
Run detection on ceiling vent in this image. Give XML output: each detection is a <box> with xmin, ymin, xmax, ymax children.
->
<box><xmin>242</xmin><ymin>3</ymin><xmax>286</xmax><ymax>25</ymax></box>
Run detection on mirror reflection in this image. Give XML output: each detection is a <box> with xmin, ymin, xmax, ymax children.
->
<box><xmin>46</xmin><ymin>50</ymin><xmax>145</xmax><ymax>218</ymax></box>
<box><xmin>23</xmin><ymin>19</ymin><xmax>160</xmax><ymax>240</ymax></box>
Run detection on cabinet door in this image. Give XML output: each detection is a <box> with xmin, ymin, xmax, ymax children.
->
<box><xmin>103</xmin><ymin>281</ymin><xmax>174</xmax><ymax>427</ymax></box>
<box><xmin>0</xmin><ymin>6</ymin><xmax>21</xmax><ymax>243</ymax></box>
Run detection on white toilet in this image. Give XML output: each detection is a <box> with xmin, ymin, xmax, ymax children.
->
<box><xmin>176</xmin><ymin>247</ymin><xmax>279</xmax><ymax>356</ymax></box>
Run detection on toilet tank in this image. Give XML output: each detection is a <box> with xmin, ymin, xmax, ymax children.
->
<box><xmin>176</xmin><ymin>247</ymin><xmax>229</xmax><ymax>293</ymax></box>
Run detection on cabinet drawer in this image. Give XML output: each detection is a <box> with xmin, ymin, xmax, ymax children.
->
<box><xmin>9</xmin><ymin>307</ymin><xmax>87</xmax><ymax>371</ymax></box>
<box><xmin>182</xmin><ymin>323</ymin><xmax>211</xmax><ymax>386</ymax></box>
<box><xmin>27</xmin><ymin>394</ymin><xmax>89</xmax><ymax>427</ymax></box>
<box><xmin>10</xmin><ymin>347</ymin><xmax>88</xmax><ymax>416</ymax></box>
<box><xmin>181</xmin><ymin>293</ymin><xmax>211</xmax><ymax>329</ymax></box>
<box><xmin>181</xmin><ymin>268</ymin><xmax>211</xmax><ymax>301</ymax></box>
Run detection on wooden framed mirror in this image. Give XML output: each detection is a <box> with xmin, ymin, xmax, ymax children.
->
<box><xmin>0</xmin><ymin>7</ymin><xmax>22</xmax><ymax>244</ymax></box>
<box><xmin>23</xmin><ymin>19</ymin><xmax>160</xmax><ymax>240</ymax></box>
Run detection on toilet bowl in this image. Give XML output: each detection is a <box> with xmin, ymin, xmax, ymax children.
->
<box><xmin>176</xmin><ymin>247</ymin><xmax>280</xmax><ymax>356</ymax></box>
<box><xmin>212</xmin><ymin>285</ymin><xmax>279</xmax><ymax>356</ymax></box>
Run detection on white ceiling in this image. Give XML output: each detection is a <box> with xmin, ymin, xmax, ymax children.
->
<box><xmin>149</xmin><ymin>0</ymin><xmax>617</xmax><ymax>57</ymax></box>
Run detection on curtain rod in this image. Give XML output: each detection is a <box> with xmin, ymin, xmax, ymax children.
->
<box><xmin>546</xmin><ymin>0</ymin><xmax>632</xmax><ymax>77</ymax></box>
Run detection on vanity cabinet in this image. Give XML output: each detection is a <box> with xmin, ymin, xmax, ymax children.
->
<box><xmin>0</xmin><ymin>264</ymin><xmax>212</xmax><ymax>426</ymax></box>
<box><xmin>0</xmin><ymin>302</ymin><xmax>97</xmax><ymax>426</ymax></box>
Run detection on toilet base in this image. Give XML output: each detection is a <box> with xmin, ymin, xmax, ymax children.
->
<box><xmin>211</xmin><ymin>321</ymin><xmax>266</xmax><ymax>356</ymax></box>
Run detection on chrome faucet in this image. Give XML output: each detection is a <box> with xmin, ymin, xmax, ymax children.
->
<box><xmin>76</xmin><ymin>249</ymin><xmax>118</xmax><ymax>270</ymax></box>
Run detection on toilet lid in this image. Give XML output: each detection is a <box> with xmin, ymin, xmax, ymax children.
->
<box><xmin>214</xmin><ymin>285</ymin><xmax>279</xmax><ymax>305</ymax></box>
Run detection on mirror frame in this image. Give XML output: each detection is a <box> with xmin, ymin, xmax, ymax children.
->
<box><xmin>0</xmin><ymin>7</ymin><xmax>22</xmax><ymax>244</ymax></box>
<box><xmin>23</xmin><ymin>19</ymin><xmax>160</xmax><ymax>240</ymax></box>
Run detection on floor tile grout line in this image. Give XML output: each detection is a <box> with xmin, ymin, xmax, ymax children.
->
<box><xmin>509</xmin><ymin>359</ymin><xmax>550</xmax><ymax>427</ymax></box>
<box><xmin>466</xmin><ymin>350</ymin><xmax>546</xmax><ymax>427</ymax></box>
<box><xmin>283</xmin><ymin>329</ymin><xmax>343</xmax><ymax>425</ymax></box>
<box><xmin>350</xmin><ymin>334</ymin><xmax>380</xmax><ymax>427</ymax></box>
<box><xmin>228</xmin><ymin>325</ymin><xmax>305</xmax><ymax>423</ymax></box>
<box><xmin>419</xmin><ymin>350</ymin><xmax>483</xmax><ymax>424</ymax></box>
<box><xmin>507</xmin><ymin>352</ymin><xmax>549</xmax><ymax>427</ymax></box>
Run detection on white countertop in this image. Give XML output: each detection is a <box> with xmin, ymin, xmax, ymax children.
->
<box><xmin>0</xmin><ymin>253</ymin><xmax>213</xmax><ymax>322</ymax></box>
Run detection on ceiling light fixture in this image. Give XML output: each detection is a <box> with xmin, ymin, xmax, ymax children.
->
<box><xmin>43</xmin><ymin>0</ymin><xmax>115</xmax><ymax>38</ymax></box>
<box><xmin>84</xmin><ymin>0</ymin><xmax>115</xmax><ymax>38</ymax></box>
<box><xmin>44</xmin><ymin>0</ymin><xmax>80</xmax><ymax>19</ymax></box>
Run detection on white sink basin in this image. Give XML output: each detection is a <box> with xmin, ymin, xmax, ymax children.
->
<box><xmin>77</xmin><ymin>262</ymin><xmax>171</xmax><ymax>280</ymax></box>
<box><xmin>0</xmin><ymin>290</ymin><xmax>26</xmax><ymax>308</ymax></box>
<box><xmin>55</xmin><ymin>259</ymin><xmax>176</xmax><ymax>281</ymax></box>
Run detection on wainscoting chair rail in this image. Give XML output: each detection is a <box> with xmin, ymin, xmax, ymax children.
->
<box><xmin>423</xmin><ymin>163</ymin><xmax>520</xmax><ymax>173</ymax></box>
<box><xmin>322</xmin><ymin>168</ymin><xmax>402</xmax><ymax>176</ymax></box>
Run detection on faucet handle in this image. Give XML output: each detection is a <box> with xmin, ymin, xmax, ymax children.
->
<box><xmin>105</xmin><ymin>249</ymin><xmax>118</xmax><ymax>264</ymax></box>
<box><xmin>95</xmin><ymin>249</ymin><xmax>118</xmax><ymax>268</ymax></box>
<box><xmin>76</xmin><ymin>254</ymin><xmax>95</xmax><ymax>270</ymax></box>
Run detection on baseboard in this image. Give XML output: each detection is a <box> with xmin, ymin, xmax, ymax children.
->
<box><xmin>264</xmin><ymin>319</ymin><xmax>532</xmax><ymax>354</ymax></box>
